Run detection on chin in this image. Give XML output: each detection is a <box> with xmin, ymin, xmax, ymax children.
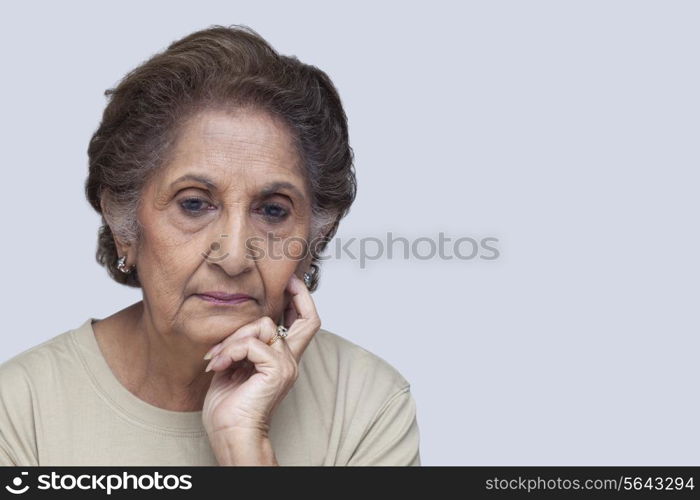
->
<box><xmin>181</xmin><ymin>308</ymin><xmax>260</xmax><ymax>342</ymax></box>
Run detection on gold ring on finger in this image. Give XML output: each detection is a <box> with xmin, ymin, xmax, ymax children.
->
<box><xmin>267</xmin><ymin>325</ymin><xmax>289</xmax><ymax>346</ymax></box>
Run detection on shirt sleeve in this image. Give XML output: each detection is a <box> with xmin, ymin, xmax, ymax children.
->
<box><xmin>0</xmin><ymin>360</ymin><xmax>39</xmax><ymax>466</ymax></box>
<box><xmin>346</xmin><ymin>386</ymin><xmax>421</xmax><ymax>466</ymax></box>
<box><xmin>0</xmin><ymin>434</ymin><xmax>17</xmax><ymax>466</ymax></box>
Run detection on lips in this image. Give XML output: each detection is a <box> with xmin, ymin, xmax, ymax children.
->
<box><xmin>198</xmin><ymin>292</ymin><xmax>252</xmax><ymax>301</ymax></box>
<box><xmin>196</xmin><ymin>293</ymin><xmax>253</xmax><ymax>306</ymax></box>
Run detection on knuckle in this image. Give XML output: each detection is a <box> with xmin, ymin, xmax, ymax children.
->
<box><xmin>288</xmin><ymin>359</ymin><xmax>299</xmax><ymax>381</ymax></box>
<box><xmin>260</xmin><ymin>316</ymin><xmax>276</xmax><ymax>329</ymax></box>
<box><xmin>223</xmin><ymin>343</ymin><xmax>240</xmax><ymax>358</ymax></box>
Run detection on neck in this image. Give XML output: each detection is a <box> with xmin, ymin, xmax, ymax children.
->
<box><xmin>97</xmin><ymin>301</ymin><xmax>214</xmax><ymax>412</ymax></box>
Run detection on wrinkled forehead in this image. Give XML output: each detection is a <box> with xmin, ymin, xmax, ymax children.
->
<box><xmin>156</xmin><ymin>109</ymin><xmax>308</xmax><ymax>193</ymax></box>
<box><xmin>169</xmin><ymin>109</ymin><xmax>303</xmax><ymax>175</ymax></box>
<box><xmin>178</xmin><ymin>109</ymin><xmax>300</xmax><ymax>164</ymax></box>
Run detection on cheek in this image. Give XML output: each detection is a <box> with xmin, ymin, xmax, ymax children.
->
<box><xmin>263</xmin><ymin>227</ymin><xmax>310</xmax><ymax>261</ymax></box>
<box><xmin>285</xmin><ymin>238</ymin><xmax>307</xmax><ymax>261</ymax></box>
<box><xmin>257</xmin><ymin>253</ymin><xmax>298</xmax><ymax>305</ymax></box>
<box><xmin>137</xmin><ymin>222</ymin><xmax>202</xmax><ymax>297</ymax></box>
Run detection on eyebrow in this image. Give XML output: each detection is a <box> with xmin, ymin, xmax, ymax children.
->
<box><xmin>169</xmin><ymin>174</ymin><xmax>306</xmax><ymax>201</ymax></box>
<box><xmin>259</xmin><ymin>181</ymin><xmax>306</xmax><ymax>201</ymax></box>
<box><xmin>170</xmin><ymin>174</ymin><xmax>218</xmax><ymax>191</ymax></box>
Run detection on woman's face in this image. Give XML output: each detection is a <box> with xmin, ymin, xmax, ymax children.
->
<box><xmin>129</xmin><ymin>108</ymin><xmax>312</xmax><ymax>345</ymax></box>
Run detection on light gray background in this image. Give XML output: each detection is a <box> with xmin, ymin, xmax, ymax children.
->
<box><xmin>1</xmin><ymin>1</ymin><xmax>698</xmax><ymax>465</ymax></box>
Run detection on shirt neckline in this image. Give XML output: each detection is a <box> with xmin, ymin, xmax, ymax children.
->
<box><xmin>70</xmin><ymin>317</ymin><xmax>206</xmax><ymax>436</ymax></box>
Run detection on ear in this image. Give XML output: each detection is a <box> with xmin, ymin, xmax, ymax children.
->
<box><xmin>296</xmin><ymin>251</ymin><xmax>315</xmax><ymax>277</ymax></box>
<box><xmin>99</xmin><ymin>194</ymin><xmax>133</xmax><ymax>258</ymax></box>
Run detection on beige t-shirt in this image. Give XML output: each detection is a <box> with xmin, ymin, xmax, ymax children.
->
<box><xmin>0</xmin><ymin>318</ymin><xmax>420</xmax><ymax>466</ymax></box>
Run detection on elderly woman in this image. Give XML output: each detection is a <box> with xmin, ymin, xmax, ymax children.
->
<box><xmin>0</xmin><ymin>25</ymin><xmax>420</xmax><ymax>466</ymax></box>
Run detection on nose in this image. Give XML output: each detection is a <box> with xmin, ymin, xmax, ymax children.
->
<box><xmin>204</xmin><ymin>213</ymin><xmax>256</xmax><ymax>277</ymax></box>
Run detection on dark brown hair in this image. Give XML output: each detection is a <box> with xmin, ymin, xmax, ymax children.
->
<box><xmin>85</xmin><ymin>24</ymin><xmax>356</xmax><ymax>291</ymax></box>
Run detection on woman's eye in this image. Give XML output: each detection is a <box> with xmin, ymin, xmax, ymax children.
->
<box><xmin>178</xmin><ymin>198</ymin><xmax>288</xmax><ymax>222</ymax></box>
<box><xmin>179</xmin><ymin>197</ymin><xmax>214</xmax><ymax>216</ymax></box>
<box><xmin>259</xmin><ymin>203</ymin><xmax>289</xmax><ymax>222</ymax></box>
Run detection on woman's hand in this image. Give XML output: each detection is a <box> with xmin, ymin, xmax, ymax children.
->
<box><xmin>201</xmin><ymin>273</ymin><xmax>321</xmax><ymax>465</ymax></box>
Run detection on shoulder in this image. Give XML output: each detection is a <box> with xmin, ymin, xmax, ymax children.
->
<box><xmin>302</xmin><ymin>326</ymin><xmax>412</xmax><ymax>402</ymax></box>
<box><xmin>0</xmin><ymin>322</ymin><xmax>80</xmax><ymax>410</ymax></box>
<box><xmin>0</xmin><ymin>323</ymin><xmax>79</xmax><ymax>466</ymax></box>
<box><xmin>297</xmin><ymin>327</ymin><xmax>420</xmax><ymax>465</ymax></box>
<box><xmin>0</xmin><ymin>325</ymin><xmax>77</xmax><ymax>387</ymax></box>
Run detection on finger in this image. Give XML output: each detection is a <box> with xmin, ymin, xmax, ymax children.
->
<box><xmin>265</xmin><ymin>335</ymin><xmax>298</xmax><ymax>390</ymax></box>
<box><xmin>266</xmin><ymin>325</ymin><xmax>293</xmax><ymax>352</ymax></box>
<box><xmin>283</xmin><ymin>297</ymin><xmax>298</xmax><ymax>329</ymax></box>
<box><xmin>205</xmin><ymin>336</ymin><xmax>294</xmax><ymax>380</ymax></box>
<box><xmin>286</xmin><ymin>274</ymin><xmax>320</xmax><ymax>325</ymax></box>
<box><xmin>204</xmin><ymin>316</ymin><xmax>278</xmax><ymax>360</ymax></box>
<box><xmin>277</xmin><ymin>274</ymin><xmax>322</xmax><ymax>361</ymax></box>
<box><xmin>206</xmin><ymin>336</ymin><xmax>274</xmax><ymax>373</ymax></box>
<box><xmin>237</xmin><ymin>339</ymin><xmax>296</xmax><ymax>386</ymax></box>
<box><xmin>276</xmin><ymin>333</ymin><xmax>296</xmax><ymax>361</ymax></box>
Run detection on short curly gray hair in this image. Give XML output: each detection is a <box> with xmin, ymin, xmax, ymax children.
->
<box><xmin>85</xmin><ymin>24</ymin><xmax>357</xmax><ymax>292</ymax></box>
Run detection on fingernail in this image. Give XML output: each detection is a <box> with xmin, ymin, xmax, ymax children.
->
<box><xmin>203</xmin><ymin>343</ymin><xmax>223</xmax><ymax>360</ymax></box>
<box><xmin>205</xmin><ymin>355</ymin><xmax>218</xmax><ymax>372</ymax></box>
